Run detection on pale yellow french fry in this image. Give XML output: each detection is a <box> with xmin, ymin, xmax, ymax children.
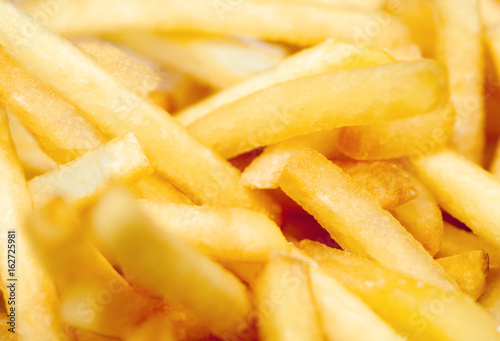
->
<box><xmin>254</xmin><ymin>255</ymin><xmax>322</xmax><ymax>341</ymax></box>
<box><xmin>0</xmin><ymin>2</ymin><xmax>279</xmax><ymax>219</ymax></box>
<box><xmin>479</xmin><ymin>268</ymin><xmax>500</xmax><ymax>327</ymax></box>
<box><xmin>178</xmin><ymin>40</ymin><xmax>394</xmax><ymax>126</ymax></box>
<box><xmin>90</xmin><ymin>188</ymin><xmax>252</xmax><ymax>338</ymax></box>
<box><xmin>252</xmin><ymin>0</ymin><xmax>386</xmax><ymax>11</ymax></box>
<box><xmin>310</xmin><ymin>270</ymin><xmax>403</xmax><ymax>341</ymax></box>
<box><xmin>131</xmin><ymin>176</ymin><xmax>191</xmax><ymax>204</ymax></box>
<box><xmin>437</xmin><ymin>222</ymin><xmax>500</xmax><ymax>269</ymax></box>
<box><xmin>138</xmin><ymin>200</ymin><xmax>288</xmax><ymax>262</ymax></box>
<box><xmin>435</xmin><ymin>0</ymin><xmax>485</xmax><ymax>163</ymax></box>
<box><xmin>23</xmin><ymin>0</ymin><xmax>410</xmax><ymax>51</ymax></box>
<box><xmin>278</xmin><ymin>149</ymin><xmax>455</xmax><ymax>289</ymax></box>
<box><xmin>390</xmin><ymin>172</ymin><xmax>444</xmax><ymax>256</ymax></box>
<box><xmin>437</xmin><ymin>250</ymin><xmax>489</xmax><ymax>300</ymax></box>
<box><xmin>0</xmin><ymin>107</ymin><xmax>68</xmax><ymax>340</ymax></box>
<box><xmin>413</xmin><ymin>149</ymin><xmax>500</xmax><ymax>250</ymax></box>
<box><xmin>29</xmin><ymin>133</ymin><xmax>152</xmax><ymax>210</ymax></box>
<box><xmin>189</xmin><ymin>59</ymin><xmax>449</xmax><ymax>159</ymax></box>
<box><xmin>111</xmin><ymin>33</ymin><xmax>283</xmax><ymax>89</ymax></box>
<box><xmin>77</xmin><ymin>39</ymin><xmax>161</xmax><ymax>97</ymax></box>
<box><xmin>338</xmin><ymin>105</ymin><xmax>454</xmax><ymax>160</ymax></box>
<box><xmin>300</xmin><ymin>240</ymin><xmax>500</xmax><ymax>341</ymax></box>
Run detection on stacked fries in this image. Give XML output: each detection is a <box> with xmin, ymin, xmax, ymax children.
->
<box><xmin>3</xmin><ymin>0</ymin><xmax>500</xmax><ymax>340</ymax></box>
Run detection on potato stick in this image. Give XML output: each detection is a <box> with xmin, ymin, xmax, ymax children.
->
<box><xmin>241</xmin><ymin>129</ymin><xmax>341</xmax><ymax>189</ymax></box>
<box><xmin>131</xmin><ymin>176</ymin><xmax>191</xmax><ymax>204</ymax></box>
<box><xmin>254</xmin><ymin>255</ymin><xmax>322</xmax><ymax>341</ymax></box>
<box><xmin>7</xmin><ymin>112</ymin><xmax>57</xmax><ymax>179</ymax></box>
<box><xmin>26</xmin><ymin>198</ymin><xmax>157</xmax><ymax>338</ymax></box>
<box><xmin>189</xmin><ymin>60</ymin><xmax>449</xmax><ymax>159</ymax></box>
<box><xmin>22</xmin><ymin>0</ymin><xmax>410</xmax><ymax>50</ymax></box>
<box><xmin>178</xmin><ymin>40</ymin><xmax>394</xmax><ymax>126</ymax></box>
<box><xmin>310</xmin><ymin>270</ymin><xmax>403</xmax><ymax>341</ymax></box>
<box><xmin>338</xmin><ymin>105</ymin><xmax>454</xmax><ymax>160</ymax></box>
<box><xmin>278</xmin><ymin>149</ymin><xmax>455</xmax><ymax>289</ymax></box>
<box><xmin>437</xmin><ymin>222</ymin><xmax>500</xmax><ymax>269</ymax></box>
<box><xmin>138</xmin><ymin>200</ymin><xmax>288</xmax><ymax>262</ymax></box>
<box><xmin>91</xmin><ymin>189</ymin><xmax>252</xmax><ymax>337</ymax></box>
<box><xmin>437</xmin><ymin>250</ymin><xmax>489</xmax><ymax>300</ymax></box>
<box><xmin>479</xmin><ymin>268</ymin><xmax>500</xmax><ymax>326</ymax></box>
<box><xmin>0</xmin><ymin>107</ymin><xmax>68</xmax><ymax>340</ymax></box>
<box><xmin>413</xmin><ymin>149</ymin><xmax>500</xmax><ymax>250</ymax></box>
<box><xmin>0</xmin><ymin>47</ymin><xmax>106</xmax><ymax>164</ymax></box>
<box><xmin>0</xmin><ymin>2</ymin><xmax>279</xmax><ymax>219</ymax></box>
<box><xmin>435</xmin><ymin>0</ymin><xmax>484</xmax><ymax>163</ymax></box>
<box><xmin>481</xmin><ymin>0</ymin><xmax>500</xmax><ymax>28</ymax></box>
<box><xmin>77</xmin><ymin>40</ymin><xmax>161</xmax><ymax>97</ymax></box>
<box><xmin>252</xmin><ymin>0</ymin><xmax>386</xmax><ymax>12</ymax></box>
<box><xmin>300</xmin><ymin>240</ymin><xmax>500</xmax><ymax>341</ymax></box>
<box><xmin>29</xmin><ymin>133</ymin><xmax>152</xmax><ymax>210</ymax></box>
<box><xmin>390</xmin><ymin>172</ymin><xmax>443</xmax><ymax>256</ymax></box>
<box><xmin>111</xmin><ymin>33</ymin><xmax>283</xmax><ymax>89</ymax></box>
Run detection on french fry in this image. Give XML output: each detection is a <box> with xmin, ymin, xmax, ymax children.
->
<box><xmin>90</xmin><ymin>188</ymin><xmax>252</xmax><ymax>338</ymax></box>
<box><xmin>479</xmin><ymin>268</ymin><xmax>500</xmax><ymax>327</ymax></box>
<box><xmin>29</xmin><ymin>133</ymin><xmax>152</xmax><ymax>210</ymax></box>
<box><xmin>300</xmin><ymin>240</ymin><xmax>500</xmax><ymax>341</ymax></box>
<box><xmin>254</xmin><ymin>255</ymin><xmax>322</xmax><ymax>341</ymax></box>
<box><xmin>278</xmin><ymin>149</ymin><xmax>455</xmax><ymax>289</ymax></box>
<box><xmin>0</xmin><ymin>2</ymin><xmax>279</xmax><ymax>219</ymax></box>
<box><xmin>437</xmin><ymin>222</ymin><xmax>500</xmax><ymax>269</ymax></box>
<box><xmin>131</xmin><ymin>176</ymin><xmax>191</xmax><ymax>204</ymax></box>
<box><xmin>481</xmin><ymin>0</ymin><xmax>500</xmax><ymax>28</ymax></box>
<box><xmin>252</xmin><ymin>0</ymin><xmax>386</xmax><ymax>12</ymax></box>
<box><xmin>221</xmin><ymin>261</ymin><xmax>266</xmax><ymax>286</ymax></box>
<box><xmin>435</xmin><ymin>0</ymin><xmax>484</xmax><ymax>163</ymax></box>
<box><xmin>178</xmin><ymin>41</ymin><xmax>394</xmax><ymax>126</ymax></box>
<box><xmin>189</xmin><ymin>59</ymin><xmax>449</xmax><ymax>159</ymax></box>
<box><xmin>486</xmin><ymin>25</ymin><xmax>500</xmax><ymax>176</ymax></box>
<box><xmin>0</xmin><ymin>106</ymin><xmax>68</xmax><ymax>340</ymax></box>
<box><xmin>138</xmin><ymin>200</ymin><xmax>289</xmax><ymax>262</ymax></box>
<box><xmin>338</xmin><ymin>105</ymin><xmax>454</xmax><ymax>160</ymax></box>
<box><xmin>111</xmin><ymin>33</ymin><xmax>283</xmax><ymax>89</ymax></box>
<box><xmin>390</xmin><ymin>172</ymin><xmax>444</xmax><ymax>256</ymax></box>
<box><xmin>437</xmin><ymin>250</ymin><xmax>489</xmax><ymax>300</ymax></box>
<box><xmin>413</xmin><ymin>149</ymin><xmax>500</xmax><ymax>250</ymax></box>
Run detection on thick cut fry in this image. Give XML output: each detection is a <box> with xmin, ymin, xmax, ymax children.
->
<box><xmin>138</xmin><ymin>200</ymin><xmax>288</xmax><ymax>261</ymax></box>
<box><xmin>479</xmin><ymin>268</ymin><xmax>500</xmax><ymax>327</ymax></box>
<box><xmin>0</xmin><ymin>107</ymin><xmax>68</xmax><ymax>340</ymax></box>
<box><xmin>310</xmin><ymin>270</ymin><xmax>402</xmax><ymax>341</ymax></box>
<box><xmin>0</xmin><ymin>2</ymin><xmax>278</xmax><ymax>219</ymax></box>
<box><xmin>178</xmin><ymin>41</ymin><xmax>394</xmax><ymax>126</ymax></box>
<box><xmin>189</xmin><ymin>60</ymin><xmax>449</xmax><ymax>159</ymax></box>
<box><xmin>91</xmin><ymin>189</ymin><xmax>252</xmax><ymax>337</ymax></box>
<box><xmin>278</xmin><ymin>149</ymin><xmax>455</xmax><ymax>289</ymax></box>
<box><xmin>29</xmin><ymin>133</ymin><xmax>152</xmax><ymax>209</ymax></box>
<box><xmin>390</xmin><ymin>172</ymin><xmax>443</xmax><ymax>256</ymax></box>
<box><xmin>300</xmin><ymin>240</ymin><xmax>500</xmax><ymax>341</ymax></box>
<box><xmin>23</xmin><ymin>0</ymin><xmax>410</xmax><ymax>51</ymax></box>
<box><xmin>26</xmin><ymin>198</ymin><xmax>158</xmax><ymax>338</ymax></box>
<box><xmin>112</xmin><ymin>33</ymin><xmax>283</xmax><ymax>89</ymax></box>
<box><xmin>437</xmin><ymin>222</ymin><xmax>500</xmax><ymax>269</ymax></box>
<box><xmin>254</xmin><ymin>255</ymin><xmax>322</xmax><ymax>341</ymax></box>
<box><xmin>437</xmin><ymin>251</ymin><xmax>489</xmax><ymax>300</ymax></box>
<box><xmin>131</xmin><ymin>176</ymin><xmax>191</xmax><ymax>204</ymax></box>
<box><xmin>435</xmin><ymin>0</ymin><xmax>484</xmax><ymax>162</ymax></box>
<box><xmin>338</xmin><ymin>105</ymin><xmax>454</xmax><ymax>160</ymax></box>
<box><xmin>413</xmin><ymin>149</ymin><xmax>500</xmax><ymax>250</ymax></box>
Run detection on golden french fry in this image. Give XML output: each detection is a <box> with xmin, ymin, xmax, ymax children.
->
<box><xmin>0</xmin><ymin>106</ymin><xmax>68</xmax><ymax>340</ymax></box>
<box><xmin>254</xmin><ymin>255</ymin><xmax>322</xmax><ymax>341</ymax></box>
<box><xmin>178</xmin><ymin>40</ymin><xmax>394</xmax><ymax>126</ymax></box>
<box><xmin>300</xmin><ymin>240</ymin><xmax>500</xmax><ymax>341</ymax></box>
<box><xmin>112</xmin><ymin>33</ymin><xmax>283</xmax><ymax>89</ymax></box>
<box><xmin>138</xmin><ymin>200</ymin><xmax>289</xmax><ymax>262</ymax></box>
<box><xmin>479</xmin><ymin>268</ymin><xmax>500</xmax><ymax>327</ymax></box>
<box><xmin>29</xmin><ymin>133</ymin><xmax>152</xmax><ymax>210</ymax></box>
<box><xmin>0</xmin><ymin>2</ymin><xmax>278</xmax><ymax>219</ymax></box>
<box><xmin>413</xmin><ymin>149</ymin><xmax>500</xmax><ymax>250</ymax></box>
<box><xmin>278</xmin><ymin>149</ymin><xmax>454</xmax><ymax>289</ymax></box>
<box><xmin>189</xmin><ymin>59</ymin><xmax>449</xmax><ymax>159</ymax></box>
<box><xmin>338</xmin><ymin>105</ymin><xmax>454</xmax><ymax>160</ymax></box>
<box><xmin>390</xmin><ymin>172</ymin><xmax>444</xmax><ymax>256</ymax></box>
<box><xmin>90</xmin><ymin>188</ymin><xmax>252</xmax><ymax>338</ymax></box>
<box><xmin>437</xmin><ymin>222</ymin><xmax>500</xmax><ymax>269</ymax></box>
<box><xmin>435</xmin><ymin>0</ymin><xmax>484</xmax><ymax>163</ymax></box>
<box><xmin>437</xmin><ymin>250</ymin><xmax>489</xmax><ymax>300</ymax></box>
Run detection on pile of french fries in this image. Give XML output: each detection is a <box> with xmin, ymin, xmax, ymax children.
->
<box><xmin>3</xmin><ymin>0</ymin><xmax>500</xmax><ymax>340</ymax></box>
